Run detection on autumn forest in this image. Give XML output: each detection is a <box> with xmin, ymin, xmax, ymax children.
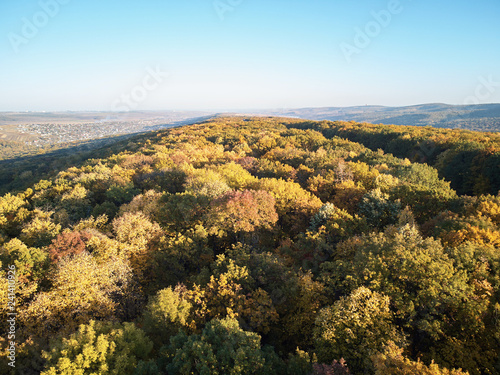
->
<box><xmin>1</xmin><ymin>116</ymin><xmax>500</xmax><ymax>374</ymax></box>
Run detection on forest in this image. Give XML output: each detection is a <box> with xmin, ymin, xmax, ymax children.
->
<box><xmin>0</xmin><ymin>133</ymin><xmax>141</xmax><ymax>196</ymax></box>
<box><xmin>262</xmin><ymin>103</ymin><xmax>500</xmax><ymax>133</ymax></box>
<box><xmin>1</xmin><ymin>116</ymin><xmax>499</xmax><ymax>374</ymax></box>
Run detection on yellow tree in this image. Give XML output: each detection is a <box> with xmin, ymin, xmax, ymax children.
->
<box><xmin>372</xmin><ymin>342</ymin><xmax>470</xmax><ymax>375</ymax></box>
<box><xmin>254</xmin><ymin>178</ymin><xmax>322</xmax><ymax>232</ymax></box>
<box><xmin>41</xmin><ymin>320</ymin><xmax>153</xmax><ymax>375</ymax></box>
<box><xmin>20</xmin><ymin>252</ymin><xmax>132</xmax><ymax>338</ymax></box>
<box><xmin>112</xmin><ymin>212</ymin><xmax>163</xmax><ymax>285</ymax></box>
<box><xmin>207</xmin><ymin>190</ymin><xmax>278</xmax><ymax>236</ymax></box>
<box><xmin>314</xmin><ymin>287</ymin><xmax>403</xmax><ymax>373</ymax></box>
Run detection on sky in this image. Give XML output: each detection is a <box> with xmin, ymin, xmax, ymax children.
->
<box><xmin>0</xmin><ymin>0</ymin><xmax>499</xmax><ymax>111</ymax></box>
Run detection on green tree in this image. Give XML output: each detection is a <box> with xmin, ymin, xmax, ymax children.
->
<box><xmin>321</xmin><ymin>227</ymin><xmax>464</xmax><ymax>337</ymax></box>
<box><xmin>164</xmin><ymin>317</ymin><xmax>268</xmax><ymax>375</ymax></box>
<box><xmin>41</xmin><ymin>320</ymin><xmax>153</xmax><ymax>375</ymax></box>
<box><xmin>20</xmin><ymin>210</ymin><xmax>61</xmax><ymax>248</ymax></box>
<box><xmin>141</xmin><ymin>286</ymin><xmax>192</xmax><ymax>346</ymax></box>
<box><xmin>358</xmin><ymin>188</ymin><xmax>401</xmax><ymax>229</ymax></box>
<box><xmin>314</xmin><ymin>287</ymin><xmax>403</xmax><ymax>373</ymax></box>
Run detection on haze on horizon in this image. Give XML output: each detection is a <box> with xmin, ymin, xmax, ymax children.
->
<box><xmin>1</xmin><ymin>0</ymin><xmax>499</xmax><ymax>112</ymax></box>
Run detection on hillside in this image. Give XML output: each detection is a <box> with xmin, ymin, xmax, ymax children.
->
<box><xmin>1</xmin><ymin>117</ymin><xmax>499</xmax><ymax>374</ymax></box>
<box><xmin>1</xmin><ymin>103</ymin><xmax>500</xmax><ymax>164</ymax></box>
<box><xmin>289</xmin><ymin>119</ymin><xmax>500</xmax><ymax>196</ymax></box>
<box><xmin>254</xmin><ymin>103</ymin><xmax>500</xmax><ymax>132</ymax></box>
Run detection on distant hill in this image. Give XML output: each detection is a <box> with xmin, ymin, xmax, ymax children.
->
<box><xmin>248</xmin><ymin>103</ymin><xmax>500</xmax><ymax>132</ymax></box>
<box><xmin>1</xmin><ymin>104</ymin><xmax>499</xmax><ymax>167</ymax></box>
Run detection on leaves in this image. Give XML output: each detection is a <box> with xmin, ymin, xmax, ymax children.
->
<box><xmin>207</xmin><ymin>190</ymin><xmax>278</xmax><ymax>235</ymax></box>
<box><xmin>0</xmin><ymin>116</ymin><xmax>499</xmax><ymax>375</ymax></box>
<box><xmin>41</xmin><ymin>320</ymin><xmax>153</xmax><ymax>375</ymax></box>
<box><xmin>314</xmin><ymin>287</ymin><xmax>403</xmax><ymax>373</ymax></box>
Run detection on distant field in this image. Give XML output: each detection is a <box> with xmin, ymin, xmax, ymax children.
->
<box><xmin>0</xmin><ymin>111</ymin><xmax>207</xmax><ymax>125</ymax></box>
<box><xmin>0</xmin><ymin>124</ymin><xmax>38</xmax><ymax>142</ymax></box>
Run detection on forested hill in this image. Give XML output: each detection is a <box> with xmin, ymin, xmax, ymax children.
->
<box><xmin>1</xmin><ymin>116</ymin><xmax>500</xmax><ymax>374</ymax></box>
<box><xmin>255</xmin><ymin>103</ymin><xmax>500</xmax><ymax>132</ymax></box>
<box><xmin>287</xmin><ymin>119</ymin><xmax>500</xmax><ymax>196</ymax></box>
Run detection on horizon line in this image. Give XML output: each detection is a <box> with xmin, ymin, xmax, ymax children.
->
<box><xmin>2</xmin><ymin>102</ymin><xmax>500</xmax><ymax>114</ymax></box>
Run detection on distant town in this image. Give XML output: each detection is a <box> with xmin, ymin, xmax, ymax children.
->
<box><xmin>0</xmin><ymin>111</ymin><xmax>214</xmax><ymax>147</ymax></box>
<box><xmin>17</xmin><ymin>118</ymin><xmax>177</xmax><ymax>146</ymax></box>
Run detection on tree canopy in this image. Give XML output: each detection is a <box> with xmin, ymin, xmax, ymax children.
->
<box><xmin>0</xmin><ymin>116</ymin><xmax>498</xmax><ymax>375</ymax></box>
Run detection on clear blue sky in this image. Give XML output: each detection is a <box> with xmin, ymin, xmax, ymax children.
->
<box><xmin>1</xmin><ymin>0</ymin><xmax>499</xmax><ymax>111</ymax></box>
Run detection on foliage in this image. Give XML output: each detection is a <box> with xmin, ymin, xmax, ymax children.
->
<box><xmin>310</xmin><ymin>203</ymin><xmax>337</xmax><ymax>231</ymax></box>
<box><xmin>320</xmin><ymin>228</ymin><xmax>464</xmax><ymax>337</ymax></box>
<box><xmin>314</xmin><ymin>287</ymin><xmax>403</xmax><ymax>373</ymax></box>
<box><xmin>358</xmin><ymin>188</ymin><xmax>401</xmax><ymax>229</ymax></box>
<box><xmin>254</xmin><ymin>177</ymin><xmax>322</xmax><ymax>231</ymax></box>
<box><xmin>48</xmin><ymin>231</ymin><xmax>93</xmax><ymax>263</ymax></box>
<box><xmin>207</xmin><ymin>189</ymin><xmax>278</xmax><ymax>235</ymax></box>
<box><xmin>311</xmin><ymin>359</ymin><xmax>351</xmax><ymax>375</ymax></box>
<box><xmin>20</xmin><ymin>210</ymin><xmax>61</xmax><ymax>247</ymax></box>
<box><xmin>186</xmin><ymin>270</ymin><xmax>279</xmax><ymax>335</ymax></box>
<box><xmin>372</xmin><ymin>341</ymin><xmax>469</xmax><ymax>375</ymax></box>
<box><xmin>21</xmin><ymin>252</ymin><xmax>133</xmax><ymax>337</ymax></box>
<box><xmin>41</xmin><ymin>320</ymin><xmax>153</xmax><ymax>375</ymax></box>
<box><xmin>164</xmin><ymin>317</ymin><xmax>269</xmax><ymax>375</ymax></box>
<box><xmin>141</xmin><ymin>286</ymin><xmax>192</xmax><ymax>345</ymax></box>
<box><xmin>0</xmin><ymin>116</ymin><xmax>499</xmax><ymax>374</ymax></box>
